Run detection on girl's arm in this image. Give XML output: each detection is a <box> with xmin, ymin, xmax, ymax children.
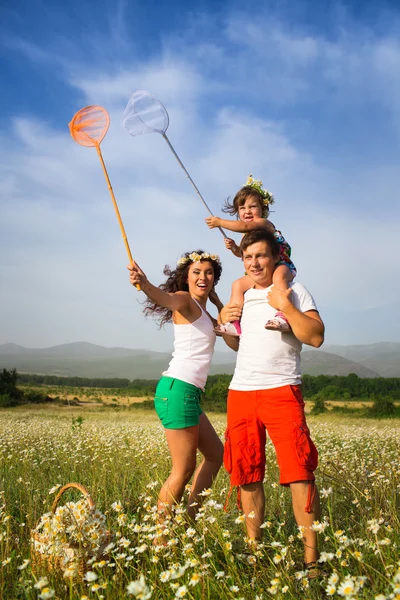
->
<box><xmin>205</xmin><ymin>216</ymin><xmax>274</xmax><ymax>233</ymax></box>
<box><xmin>128</xmin><ymin>262</ymin><xmax>191</xmax><ymax>313</ymax></box>
<box><xmin>224</xmin><ymin>237</ymin><xmax>241</xmax><ymax>257</ymax></box>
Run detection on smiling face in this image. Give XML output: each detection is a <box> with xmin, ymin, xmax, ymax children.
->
<box><xmin>187</xmin><ymin>261</ymin><xmax>215</xmax><ymax>301</ymax></box>
<box><xmin>242</xmin><ymin>241</ymin><xmax>278</xmax><ymax>288</ymax></box>
<box><xmin>238</xmin><ymin>194</ymin><xmax>264</xmax><ymax>222</ymax></box>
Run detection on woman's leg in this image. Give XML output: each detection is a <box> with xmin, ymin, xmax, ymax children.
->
<box><xmin>187</xmin><ymin>413</ymin><xmax>223</xmax><ymax>518</ymax></box>
<box><xmin>158</xmin><ymin>425</ymin><xmax>199</xmax><ymax>515</ymax></box>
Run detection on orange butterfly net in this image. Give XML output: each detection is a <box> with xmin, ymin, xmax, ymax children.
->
<box><xmin>69</xmin><ymin>105</ymin><xmax>139</xmax><ymax>289</ymax></box>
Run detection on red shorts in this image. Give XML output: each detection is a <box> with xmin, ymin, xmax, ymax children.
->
<box><xmin>224</xmin><ymin>385</ymin><xmax>318</xmax><ymax>487</ymax></box>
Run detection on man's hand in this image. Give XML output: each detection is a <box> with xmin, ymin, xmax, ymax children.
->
<box><xmin>267</xmin><ymin>286</ymin><xmax>293</xmax><ymax>312</ymax></box>
<box><xmin>205</xmin><ymin>216</ymin><xmax>221</xmax><ymax>229</ymax></box>
<box><xmin>219</xmin><ymin>302</ymin><xmax>242</xmax><ymax>324</ymax></box>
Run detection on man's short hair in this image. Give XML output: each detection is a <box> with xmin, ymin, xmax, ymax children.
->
<box><xmin>240</xmin><ymin>228</ymin><xmax>280</xmax><ymax>258</ymax></box>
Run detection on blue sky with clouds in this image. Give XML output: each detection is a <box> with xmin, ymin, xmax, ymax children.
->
<box><xmin>1</xmin><ymin>0</ymin><xmax>400</xmax><ymax>352</ymax></box>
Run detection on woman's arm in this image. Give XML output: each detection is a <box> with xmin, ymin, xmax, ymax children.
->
<box><xmin>205</xmin><ymin>216</ymin><xmax>274</xmax><ymax>233</ymax></box>
<box><xmin>128</xmin><ymin>262</ymin><xmax>191</xmax><ymax>313</ymax></box>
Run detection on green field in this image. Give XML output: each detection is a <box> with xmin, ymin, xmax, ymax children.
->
<box><xmin>0</xmin><ymin>406</ymin><xmax>399</xmax><ymax>599</ymax></box>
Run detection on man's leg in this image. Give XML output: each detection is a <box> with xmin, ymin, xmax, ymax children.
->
<box><xmin>290</xmin><ymin>481</ymin><xmax>321</xmax><ymax>564</ymax></box>
<box><xmin>257</xmin><ymin>385</ymin><xmax>320</xmax><ymax>565</ymax></box>
<box><xmin>240</xmin><ymin>481</ymin><xmax>265</xmax><ymax>541</ymax></box>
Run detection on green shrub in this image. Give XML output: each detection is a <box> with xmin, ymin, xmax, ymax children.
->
<box><xmin>311</xmin><ymin>394</ymin><xmax>328</xmax><ymax>415</ymax></box>
<box><xmin>0</xmin><ymin>393</ymin><xmax>19</xmax><ymax>407</ymax></box>
<box><xmin>23</xmin><ymin>390</ymin><xmax>51</xmax><ymax>403</ymax></box>
<box><xmin>370</xmin><ymin>398</ymin><xmax>396</xmax><ymax>417</ymax></box>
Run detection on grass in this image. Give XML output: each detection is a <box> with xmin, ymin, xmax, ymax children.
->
<box><xmin>0</xmin><ymin>405</ymin><xmax>399</xmax><ymax>599</ymax></box>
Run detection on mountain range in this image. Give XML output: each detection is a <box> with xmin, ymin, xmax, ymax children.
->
<box><xmin>1</xmin><ymin>341</ymin><xmax>399</xmax><ymax>379</ymax></box>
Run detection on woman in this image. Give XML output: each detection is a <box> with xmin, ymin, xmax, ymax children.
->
<box><xmin>128</xmin><ymin>250</ymin><xmax>234</xmax><ymax>521</ymax></box>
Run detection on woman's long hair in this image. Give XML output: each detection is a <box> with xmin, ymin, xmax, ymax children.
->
<box><xmin>144</xmin><ymin>250</ymin><xmax>222</xmax><ymax>328</ymax></box>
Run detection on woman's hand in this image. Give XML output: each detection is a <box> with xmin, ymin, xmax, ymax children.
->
<box><xmin>127</xmin><ymin>261</ymin><xmax>148</xmax><ymax>290</ymax></box>
<box><xmin>205</xmin><ymin>216</ymin><xmax>221</xmax><ymax>229</ymax></box>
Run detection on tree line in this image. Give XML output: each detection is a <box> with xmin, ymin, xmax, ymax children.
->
<box><xmin>15</xmin><ymin>371</ymin><xmax>400</xmax><ymax>399</ymax></box>
<box><xmin>1</xmin><ymin>368</ymin><xmax>399</xmax><ymax>416</ymax></box>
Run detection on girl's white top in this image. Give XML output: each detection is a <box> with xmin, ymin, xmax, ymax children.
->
<box><xmin>163</xmin><ymin>298</ymin><xmax>216</xmax><ymax>390</ymax></box>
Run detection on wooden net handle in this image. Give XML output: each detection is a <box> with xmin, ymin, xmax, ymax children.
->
<box><xmin>51</xmin><ymin>482</ymin><xmax>95</xmax><ymax>513</ymax></box>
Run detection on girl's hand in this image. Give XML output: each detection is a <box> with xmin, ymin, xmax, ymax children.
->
<box><xmin>127</xmin><ymin>261</ymin><xmax>148</xmax><ymax>290</ymax></box>
<box><xmin>225</xmin><ymin>238</ymin><xmax>241</xmax><ymax>257</ymax></box>
<box><xmin>205</xmin><ymin>216</ymin><xmax>221</xmax><ymax>229</ymax></box>
<box><xmin>225</xmin><ymin>237</ymin><xmax>239</xmax><ymax>250</ymax></box>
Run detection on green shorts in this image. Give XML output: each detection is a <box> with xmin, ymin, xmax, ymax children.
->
<box><xmin>154</xmin><ymin>376</ymin><xmax>203</xmax><ymax>429</ymax></box>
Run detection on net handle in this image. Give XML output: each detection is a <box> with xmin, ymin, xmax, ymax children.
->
<box><xmin>51</xmin><ymin>482</ymin><xmax>95</xmax><ymax>513</ymax></box>
<box><xmin>94</xmin><ymin>146</ymin><xmax>140</xmax><ymax>291</ymax></box>
<box><xmin>161</xmin><ymin>134</ymin><xmax>227</xmax><ymax>238</ymax></box>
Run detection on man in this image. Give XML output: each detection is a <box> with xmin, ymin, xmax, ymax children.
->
<box><xmin>220</xmin><ymin>228</ymin><xmax>325</xmax><ymax>575</ymax></box>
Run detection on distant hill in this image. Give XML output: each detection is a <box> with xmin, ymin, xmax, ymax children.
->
<box><xmin>322</xmin><ymin>342</ymin><xmax>400</xmax><ymax>378</ymax></box>
<box><xmin>301</xmin><ymin>351</ymin><xmax>380</xmax><ymax>378</ymax></box>
<box><xmin>0</xmin><ymin>342</ymin><xmax>396</xmax><ymax>379</ymax></box>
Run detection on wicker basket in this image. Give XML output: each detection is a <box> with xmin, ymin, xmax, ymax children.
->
<box><xmin>31</xmin><ymin>482</ymin><xmax>111</xmax><ymax>577</ymax></box>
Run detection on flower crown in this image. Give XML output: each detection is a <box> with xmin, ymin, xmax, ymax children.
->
<box><xmin>177</xmin><ymin>251</ymin><xmax>221</xmax><ymax>267</ymax></box>
<box><xmin>245</xmin><ymin>174</ymin><xmax>275</xmax><ymax>207</ymax></box>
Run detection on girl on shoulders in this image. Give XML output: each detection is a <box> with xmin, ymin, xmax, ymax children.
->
<box><xmin>205</xmin><ymin>175</ymin><xmax>296</xmax><ymax>335</ymax></box>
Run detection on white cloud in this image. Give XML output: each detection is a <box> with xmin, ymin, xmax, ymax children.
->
<box><xmin>1</xmin><ymin>4</ymin><xmax>400</xmax><ymax>351</ymax></box>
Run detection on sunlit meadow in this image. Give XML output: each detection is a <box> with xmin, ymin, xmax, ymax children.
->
<box><xmin>0</xmin><ymin>407</ymin><xmax>399</xmax><ymax>599</ymax></box>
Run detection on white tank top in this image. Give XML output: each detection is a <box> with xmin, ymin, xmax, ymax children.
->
<box><xmin>163</xmin><ymin>298</ymin><xmax>216</xmax><ymax>391</ymax></box>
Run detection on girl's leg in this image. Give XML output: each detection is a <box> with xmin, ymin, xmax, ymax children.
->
<box><xmin>265</xmin><ymin>265</ymin><xmax>294</xmax><ymax>332</ymax></box>
<box><xmin>158</xmin><ymin>426</ymin><xmax>199</xmax><ymax>516</ymax></box>
<box><xmin>272</xmin><ymin>264</ymin><xmax>293</xmax><ymax>291</ymax></box>
<box><xmin>187</xmin><ymin>412</ymin><xmax>224</xmax><ymax>519</ymax></box>
<box><xmin>216</xmin><ymin>275</ymin><xmax>253</xmax><ymax>336</ymax></box>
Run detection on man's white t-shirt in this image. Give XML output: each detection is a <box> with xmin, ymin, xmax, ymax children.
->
<box><xmin>229</xmin><ymin>283</ymin><xmax>318</xmax><ymax>391</ymax></box>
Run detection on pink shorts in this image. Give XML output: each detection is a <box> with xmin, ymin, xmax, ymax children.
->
<box><xmin>224</xmin><ymin>385</ymin><xmax>318</xmax><ymax>487</ymax></box>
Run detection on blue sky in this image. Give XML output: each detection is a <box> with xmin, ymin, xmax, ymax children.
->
<box><xmin>1</xmin><ymin>0</ymin><xmax>400</xmax><ymax>351</ymax></box>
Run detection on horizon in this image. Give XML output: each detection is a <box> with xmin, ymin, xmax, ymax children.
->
<box><xmin>1</xmin><ymin>0</ymin><xmax>400</xmax><ymax>352</ymax></box>
<box><xmin>2</xmin><ymin>339</ymin><xmax>400</xmax><ymax>351</ymax></box>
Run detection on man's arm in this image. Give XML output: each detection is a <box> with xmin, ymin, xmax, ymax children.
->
<box><xmin>267</xmin><ymin>287</ymin><xmax>324</xmax><ymax>347</ymax></box>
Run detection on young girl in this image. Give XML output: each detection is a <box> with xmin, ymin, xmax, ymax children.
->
<box><xmin>205</xmin><ymin>175</ymin><xmax>296</xmax><ymax>335</ymax></box>
<box><xmin>128</xmin><ymin>250</ymin><xmax>235</xmax><ymax>530</ymax></box>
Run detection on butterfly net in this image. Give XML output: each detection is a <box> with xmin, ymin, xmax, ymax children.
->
<box><xmin>122</xmin><ymin>90</ymin><xmax>169</xmax><ymax>137</ymax></box>
<box><xmin>69</xmin><ymin>106</ymin><xmax>110</xmax><ymax>147</ymax></box>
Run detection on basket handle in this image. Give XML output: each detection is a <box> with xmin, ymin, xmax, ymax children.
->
<box><xmin>51</xmin><ymin>482</ymin><xmax>95</xmax><ymax>513</ymax></box>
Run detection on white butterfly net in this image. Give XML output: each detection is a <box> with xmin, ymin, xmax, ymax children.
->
<box><xmin>123</xmin><ymin>90</ymin><xmax>226</xmax><ymax>237</ymax></box>
<box><xmin>122</xmin><ymin>90</ymin><xmax>169</xmax><ymax>136</ymax></box>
